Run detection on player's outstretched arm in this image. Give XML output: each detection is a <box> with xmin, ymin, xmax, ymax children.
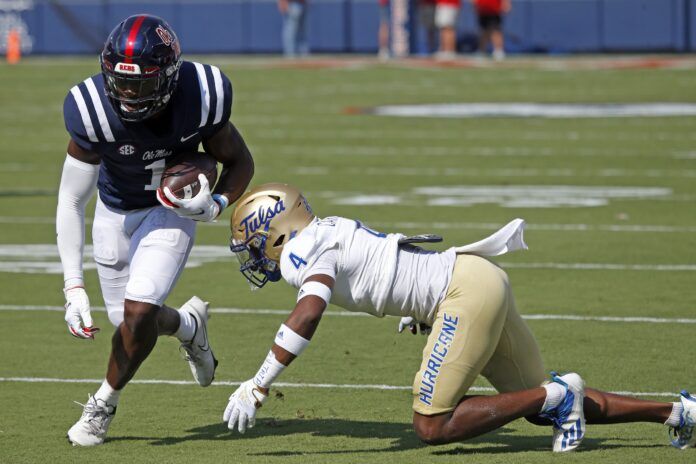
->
<box><xmin>57</xmin><ymin>140</ymin><xmax>101</xmax><ymax>339</ymax></box>
<box><xmin>203</xmin><ymin>121</ymin><xmax>254</xmax><ymax>210</ymax></box>
<box><xmin>223</xmin><ymin>274</ymin><xmax>334</xmax><ymax>433</ymax></box>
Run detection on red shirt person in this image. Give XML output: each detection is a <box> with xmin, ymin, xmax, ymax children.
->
<box><xmin>473</xmin><ymin>0</ymin><xmax>510</xmax><ymax>60</ymax></box>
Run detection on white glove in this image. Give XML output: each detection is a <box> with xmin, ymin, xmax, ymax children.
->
<box><xmin>156</xmin><ymin>174</ymin><xmax>221</xmax><ymax>222</ymax></box>
<box><xmin>397</xmin><ymin>316</ymin><xmax>431</xmax><ymax>335</ymax></box>
<box><xmin>223</xmin><ymin>379</ymin><xmax>268</xmax><ymax>433</ymax></box>
<box><xmin>64</xmin><ymin>286</ymin><xmax>99</xmax><ymax>339</ymax></box>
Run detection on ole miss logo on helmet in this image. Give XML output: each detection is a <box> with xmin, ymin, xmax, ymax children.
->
<box><xmin>156</xmin><ymin>26</ymin><xmax>173</xmax><ymax>46</ymax></box>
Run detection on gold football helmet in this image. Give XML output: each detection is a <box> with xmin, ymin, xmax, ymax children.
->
<box><xmin>230</xmin><ymin>183</ymin><xmax>315</xmax><ymax>288</ymax></box>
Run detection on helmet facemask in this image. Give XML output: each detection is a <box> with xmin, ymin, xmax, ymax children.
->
<box><xmin>101</xmin><ymin>59</ymin><xmax>181</xmax><ymax>122</ymax></box>
<box><xmin>230</xmin><ymin>232</ymin><xmax>282</xmax><ymax>289</ymax></box>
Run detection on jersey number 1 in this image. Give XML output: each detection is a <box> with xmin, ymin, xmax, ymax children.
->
<box><xmin>144</xmin><ymin>159</ymin><xmax>165</xmax><ymax>191</ymax></box>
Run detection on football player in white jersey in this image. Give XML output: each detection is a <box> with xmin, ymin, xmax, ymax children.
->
<box><xmin>223</xmin><ymin>183</ymin><xmax>695</xmax><ymax>452</ymax></box>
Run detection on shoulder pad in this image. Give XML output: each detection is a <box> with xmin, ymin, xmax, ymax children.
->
<box><xmin>189</xmin><ymin>62</ymin><xmax>233</xmax><ymax>134</ymax></box>
<box><xmin>63</xmin><ymin>76</ymin><xmax>116</xmax><ymax>150</ymax></box>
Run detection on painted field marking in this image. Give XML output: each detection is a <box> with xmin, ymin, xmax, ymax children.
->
<box><xmin>501</xmin><ymin>263</ymin><xmax>696</xmax><ymax>271</ymax></box>
<box><xmin>367</xmin><ymin>103</ymin><xmax>696</xmax><ymax>119</ymax></box>
<box><xmin>292</xmin><ymin>166</ymin><xmax>696</xmax><ymax>179</ymax></box>
<box><xmin>328</xmin><ymin>185</ymin><xmax>680</xmax><ymax>208</ymax></box>
<box><xmin>1</xmin><ymin>217</ymin><xmax>695</xmax><ymax>234</ymax></box>
<box><xmin>267</xmin><ymin>144</ymin><xmax>659</xmax><ymax>158</ymax></box>
<box><xmin>371</xmin><ymin>221</ymin><xmax>696</xmax><ymax>234</ymax></box>
<box><xmin>1</xmin><ymin>244</ymin><xmax>694</xmax><ymax>274</ymax></box>
<box><xmin>1</xmin><ymin>305</ymin><xmax>695</xmax><ymax>324</ymax></box>
<box><xmin>0</xmin><ymin>377</ymin><xmax>680</xmax><ymax>398</ymax></box>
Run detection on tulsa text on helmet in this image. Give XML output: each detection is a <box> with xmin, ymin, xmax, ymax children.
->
<box><xmin>240</xmin><ymin>201</ymin><xmax>287</xmax><ymax>240</ymax></box>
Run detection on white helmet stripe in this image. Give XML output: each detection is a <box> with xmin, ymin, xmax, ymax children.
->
<box><xmin>211</xmin><ymin>65</ymin><xmax>225</xmax><ymax>125</ymax></box>
<box><xmin>83</xmin><ymin>78</ymin><xmax>115</xmax><ymax>142</ymax></box>
<box><xmin>193</xmin><ymin>62</ymin><xmax>211</xmax><ymax>128</ymax></box>
<box><xmin>69</xmin><ymin>86</ymin><xmax>98</xmax><ymax>143</ymax></box>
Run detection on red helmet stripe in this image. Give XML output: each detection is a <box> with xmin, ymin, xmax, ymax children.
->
<box><xmin>124</xmin><ymin>15</ymin><xmax>147</xmax><ymax>63</ymax></box>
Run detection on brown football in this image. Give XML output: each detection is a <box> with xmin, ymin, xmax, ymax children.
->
<box><xmin>160</xmin><ymin>152</ymin><xmax>218</xmax><ymax>200</ymax></box>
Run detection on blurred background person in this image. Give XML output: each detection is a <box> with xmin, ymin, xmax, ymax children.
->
<box><xmin>279</xmin><ymin>0</ymin><xmax>309</xmax><ymax>57</ymax></box>
<box><xmin>418</xmin><ymin>0</ymin><xmax>437</xmax><ymax>55</ymax></box>
<box><xmin>435</xmin><ymin>0</ymin><xmax>460</xmax><ymax>59</ymax></box>
<box><xmin>474</xmin><ymin>0</ymin><xmax>510</xmax><ymax>60</ymax></box>
<box><xmin>378</xmin><ymin>0</ymin><xmax>390</xmax><ymax>60</ymax></box>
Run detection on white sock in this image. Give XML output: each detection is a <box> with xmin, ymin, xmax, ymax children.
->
<box><xmin>541</xmin><ymin>382</ymin><xmax>567</xmax><ymax>413</ymax></box>
<box><xmin>94</xmin><ymin>379</ymin><xmax>120</xmax><ymax>407</ymax></box>
<box><xmin>174</xmin><ymin>309</ymin><xmax>196</xmax><ymax>342</ymax></box>
<box><xmin>665</xmin><ymin>402</ymin><xmax>684</xmax><ymax>427</ymax></box>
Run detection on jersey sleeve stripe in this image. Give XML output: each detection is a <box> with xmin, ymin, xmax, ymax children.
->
<box><xmin>83</xmin><ymin>78</ymin><xmax>115</xmax><ymax>142</ymax></box>
<box><xmin>193</xmin><ymin>62</ymin><xmax>211</xmax><ymax>128</ymax></box>
<box><xmin>69</xmin><ymin>85</ymin><xmax>98</xmax><ymax>143</ymax></box>
<box><xmin>211</xmin><ymin>66</ymin><xmax>225</xmax><ymax>125</ymax></box>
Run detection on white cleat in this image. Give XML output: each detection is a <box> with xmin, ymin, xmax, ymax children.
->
<box><xmin>670</xmin><ymin>390</ymin><xmax>696</xmax><ymax>449</ymax></box>
<box><xmin>179</xmin><ymin>296</ymin><xmax>218</xmax><ymax>387</ymax></box>
<box><xmin>540</xmin><ymin>372</ymin><xmax>586</xmax><ymax>452</ymax></box>
<box><xmin>67</xmin><ymin>395</ymin><xmax>116</xmax><ymax>447</ymax></box>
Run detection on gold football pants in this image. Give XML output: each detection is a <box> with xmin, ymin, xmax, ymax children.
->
<box><xmin>413</xmin><ymin>254</ymin><xmax>546</xmax><ymax>415</ymax></box>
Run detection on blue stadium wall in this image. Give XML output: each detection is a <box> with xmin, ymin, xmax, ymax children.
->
<box><xmin>9</xmin><ymin>0</ymin><xmax>695</xmax><ymax>54</ymax></box>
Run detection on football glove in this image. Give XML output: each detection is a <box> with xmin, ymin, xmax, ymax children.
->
<box><xmin>64</xmin><ymin>286</ymin><xmax>99</xmax><ymax>339</ymax></box>
<box><xmin>397</xmin><ymin>316</ymin><xmax>431</xmax><ymax>335</ymax></box>
<box><xmin>223</xmin><ymin>379</ymin><xmax>268</xmax><ymax>433</ymax></box>
<box><xmin>156</xmin><ymin>174</ymin><xmax>221</xmax><ymax>223</ymax></box>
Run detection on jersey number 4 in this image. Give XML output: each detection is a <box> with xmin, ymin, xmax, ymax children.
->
<box><xmin>289</xmin><ymin>253</ymin><xmax>307</xmax><ymax>269</ymax></box>
<box><xmin>144</xmin><ymin>159</ymin><xmax>165</xmax><ymax>191</ymax></box>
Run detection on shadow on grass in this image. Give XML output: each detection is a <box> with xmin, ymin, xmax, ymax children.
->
<box><xmin>108</xmin><ymin>418</ymin><xmax>669</xmax><ymax>455</ymax></box>
<box><xmin>109</xmin><ymin>418</ymin><xmax>419</xmax><ymax>452</ymax></box>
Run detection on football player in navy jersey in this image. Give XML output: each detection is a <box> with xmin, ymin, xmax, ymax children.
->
<box><xmin>57</xmin><ymin>14</ymin><xmax>254</xmax><ymax>446</ymax></box>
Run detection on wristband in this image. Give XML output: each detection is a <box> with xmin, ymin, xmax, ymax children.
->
<box><xmin>252</xmin><ymin>350</ymin><xmax>286</xmax><ymax>389</ymax></box>
<box><xmin>274</xmin><ymin>323</ymin><xmax>310</xmax><ymax>356</ymax></box>
<box><xmin>297</xmin><ymin>281</ymin><xmax>332</xmax><ymax>304</ymax></box>
<box><xmin>64</xmin><ymin>278</ymin><xmax>85</xmax><ymax>290</ymax></box>
<box><xmin>212</xmin><ymin>193</ymin><xmax>229</xmax><ymax>211</ymax></box>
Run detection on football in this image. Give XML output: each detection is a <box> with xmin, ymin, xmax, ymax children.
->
<box><xmin>160</xmin><ymin>151</ymin><xmax>218</xmax><ymax>200</ymax></box>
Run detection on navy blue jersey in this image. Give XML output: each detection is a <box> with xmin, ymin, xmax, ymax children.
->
<box><xmin>63</xmin><ymin>61</ymin><xmax>233</xmax><ymax>210</ymax></box>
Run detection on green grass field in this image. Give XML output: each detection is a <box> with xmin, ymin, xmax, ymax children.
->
<box><xmin>1</xmin><ymin>55</ymin><xmax>695</xmax><ymax>463</ymax></box>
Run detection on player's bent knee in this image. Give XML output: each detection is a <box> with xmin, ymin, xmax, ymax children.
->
<box><xmin>413</xmin><ymin>416</ymin><xmax>447</xmax><ymax>446</ymax></box>
<box><xmin>123</xmin><ymin>300</ymin><xmax>159</xmax><ymax>336</ymax></box>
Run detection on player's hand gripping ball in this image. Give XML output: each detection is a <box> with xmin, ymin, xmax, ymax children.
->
<box><xmin>156</xmin><ymin>152</ymin><xmax>223</xmax><ymax>222</ymax></box>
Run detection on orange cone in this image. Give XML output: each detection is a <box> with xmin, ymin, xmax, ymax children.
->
<box><xmin>6</xmin><ymin>29</ymin><xmax>21</xmax><ymax>64</ymax></box>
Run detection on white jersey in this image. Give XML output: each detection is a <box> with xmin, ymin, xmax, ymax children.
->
<box><xmin>280</xmin><ymin>216</ymin><xmax>529</xmax><ymax>324</ymax></box>
<box><xmin>280</xmin><ymin>216</ymin><xmax>456</xmax><ymax>323</ymax></box>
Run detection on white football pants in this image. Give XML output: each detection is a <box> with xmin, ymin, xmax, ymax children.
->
<box><xmin>92</xmin><ymin>196</ymin><xmax>196</xmax><ymax>327</ymax></box>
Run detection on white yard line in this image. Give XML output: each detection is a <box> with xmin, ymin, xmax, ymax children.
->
<box><xmin>370</xmin><ymin>221</ymin><xmax>696</xmax><ymax>233</ymax></box>
<box><xmin>0</xmin><ymin>376</ymin><xmax>680</xmax><ymax>397</ymax></box>
<box><xmin>2</xmin><ymin>216</ymin><xmax>695</xmax><ymax>233</ymax></box>
<box><xmin>500</xmin><ymin>262</ymin><xmax>696</xmax><ymax>271</ymax></box>
<box><xmin>292</xmin><ymin>166</ymin><xmax>696</xmax><ymax>179</ymax></box>
<box><xmin>1</xmin><ymin>305</ymin><xmax>695</xmax><ymax>324</ymax></box>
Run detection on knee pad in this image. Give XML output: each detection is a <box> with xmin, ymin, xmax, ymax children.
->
<box><xmin>106</xmin><ymin>306</ymin><xmax>124</xmax><ymax>327</ymax></box>
<box><xmin>125</xmin><ymin>275</ymin><xmax>161</xmax><ymax>306</ymax></box>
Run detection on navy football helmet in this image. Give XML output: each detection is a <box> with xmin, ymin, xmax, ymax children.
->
<box><xmin>100</xmin><ymin>15</ymin><xmax>182</xmax><ymax>122</ymax></box>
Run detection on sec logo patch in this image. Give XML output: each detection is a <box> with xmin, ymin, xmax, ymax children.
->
<box><xmin>119</xmin><ymin>144</ymin><xmax>136</xmax><ymax>156</ymax></box>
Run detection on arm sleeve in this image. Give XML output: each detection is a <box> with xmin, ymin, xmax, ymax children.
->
<box><xmin>56</xmin><ymin>155</ymin><xmax>99</xmax><ymax>288</ymax></box>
